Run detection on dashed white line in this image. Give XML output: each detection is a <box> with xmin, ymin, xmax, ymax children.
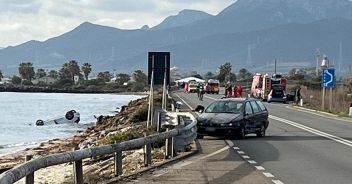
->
<box><xmin>272</xmin><ymin>179</ymin><xmax>285</xmax><ymax>184</ymax></box>
<box><xmin>242</xmin><ymin>155</ymin><xmax>250</xmax><ymax>159</ymax></box>
<box><xmin>255</xmin><ymin>166</ymin><xmax>265</xmax><ymax>171</ymax></box>
<box><xmin>263</xmin><ymin>172</ymin><xmax>275</xmax><ymax>178</ymax></box>
<box><xmin>248</xmin><ymin>160</ymin><xmax>257</xmax><ymax>164</ymax></box>
<box><xmin>237</xmin><ymin>151</ymin><xmax>245</xmax><ymax>154</ymax></box>
<box><xmin>232</xmin><ymin>147</ymin><xmax>240</xmax><ymax>150</ymax></box>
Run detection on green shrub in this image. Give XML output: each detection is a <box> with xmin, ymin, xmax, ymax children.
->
<box><xmin>130</xmin><ymin>105</ymin><xmax>149</xmax><ymax>123</ymax></box>
<box><xmin>98</xmin><ymin>129</ymin><xmax>144</xmax><ymax>145</ymax></box>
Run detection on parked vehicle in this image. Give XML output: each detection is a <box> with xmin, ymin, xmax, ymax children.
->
<box><xmin>195</xmin><ymin>98</ymin><xmax>269</xmax><ymax>139</ymax></box>
<box><xmin>268</xmin><ymin>88</ymin><xmax>287</xmax><ymax>103</ymax></box>
<box><xmin>251</xmin><ymin>73</ymin><xmax>287</xmax><ymax>101</ymax></box>
<box><xmin>188</xmin><ymin>80</ymin><xmax>198</xmax><ymax>93</ymax></box>
<box><xmin>205</xmin><ymin>79</ymin><xmax>220</xmax><ymax>94</ymax></box>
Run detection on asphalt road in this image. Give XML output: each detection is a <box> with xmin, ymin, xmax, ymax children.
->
<box><xmin>173</xmin><ymin>91</ymin><xmax>352</xmax><ymax>184</ymax></box>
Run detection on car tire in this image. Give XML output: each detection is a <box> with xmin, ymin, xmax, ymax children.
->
<box><xmin>196</xmin><ymin>134</ymin><xmax>204</xmax><ymax>139</ymax></box>
<box><xmin>237</xmin><ymin>126</ymin><xmax>246</xmax><ymax>139</ymax></box>
<box><xmin>256</xmin><ymin>124</ymin><xmax>266</xmax><ymax>137</ymax></box>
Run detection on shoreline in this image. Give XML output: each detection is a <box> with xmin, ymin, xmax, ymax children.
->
<box><xmin>0</xmin><ymin>94</ymin><xmax>147</xmax><ymax>172</ymax></box>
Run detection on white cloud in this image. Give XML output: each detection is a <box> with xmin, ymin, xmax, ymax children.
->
<box><xmin>0</xmin><ymin>0</ymin><xmax>235</xmax><ymax>47</ymax></box>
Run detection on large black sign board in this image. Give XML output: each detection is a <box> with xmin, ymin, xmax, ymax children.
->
<box><xmin>148</xmin><ymin>52</ymin><xmax>170</xmax><ymax>85</ymax></box>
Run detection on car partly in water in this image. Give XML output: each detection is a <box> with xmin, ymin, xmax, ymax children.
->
<box><xmin>195</xmin><ymin>97</ymin><xmax>269</xmax><ymax>139</ymax></box>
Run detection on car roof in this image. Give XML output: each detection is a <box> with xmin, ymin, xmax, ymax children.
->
<box><xmin>218</xmin><ymin>97</ymin><xmax>258</xmax><ymax>102</ymax></box>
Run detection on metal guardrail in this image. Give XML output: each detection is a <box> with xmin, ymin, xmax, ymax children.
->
<box><xmin>0</xmin><ymin>115</ymin><xmax>197</xmax><ymax>184</ymax></box>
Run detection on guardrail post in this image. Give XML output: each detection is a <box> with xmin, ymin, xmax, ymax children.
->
<box><xmin>73</xmin><ymin>148</ymin><xmax>83</xmax><ymax>184</ymax></box>
<box><xmin>157</xmin><ymin>112</ymin><xmax>162</xmax><ymax>133</ymax></box>
<box><xmin>25</xmin><ymin>155</ymin><xmax>34</xmax><ymax>184</ymax></box>
<box><xmin>165</xmin><ymin>130</ymin><xmax>174</xmax><ymax>159</ymax></box>
<box><xmin>144</xmin><ymin>143</ymin><xmax>152</xmax><ymax>167</ymax></box>
<box><xmin>114</xmin><ymin>150</ymin><xmax>122</xmax><ymax>176</ymax></box>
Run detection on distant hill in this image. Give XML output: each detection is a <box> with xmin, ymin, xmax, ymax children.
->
<box><xmin>152</xmin><ymin>9</ymin><xmax>213</xmax><ymax>30</ymax></box>
<box><xmin>1</xmin><ymin>0</ymin><xmax>352</xmax><ymax>75</ymax></box>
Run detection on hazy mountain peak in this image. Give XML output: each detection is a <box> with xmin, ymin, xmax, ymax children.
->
<box><xmin>153</xmin><ymin>9</ymin><xmax>213</xmax><ymax>30</ymax></box>
<box><xmin>140</xmin><ymin>25</ymin><xmax>150</xmax><ymax>30</ymax></box>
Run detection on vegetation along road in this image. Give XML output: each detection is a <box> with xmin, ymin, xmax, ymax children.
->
<box><xmin>132</xmin><ymin>91</ymin><xmax>352</xmax><ymax>184</ymax></box>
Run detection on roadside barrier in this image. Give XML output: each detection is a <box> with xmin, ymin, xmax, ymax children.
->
<box><xmin>0</xmin><ymin>115</ymin><xmax>197</xmax><ymax>184</ymax></box>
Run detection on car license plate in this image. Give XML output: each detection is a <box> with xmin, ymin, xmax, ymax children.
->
<box><xmin>205</xmin><ymin>127</ymin><xmax>216</xmax><ymax>132</ymax></box>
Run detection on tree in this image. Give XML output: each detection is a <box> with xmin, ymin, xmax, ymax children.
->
<box><xmin>12</xmin><ymin>75</ymin><xmax>22</xmax><ymax>85</ymax></box>
<box><xmin>238</xmin><ymin>68</ymin><xmax>253</xmax><ymax>82</ymax></box>
<box><xmin>35</xmin><ymin>68</ymin><xmax>46</xmax><ymax>78</ymax></box>
<box><xmin>59</xmin><ymin>60</ymin><xmax>80</xmax><ymax>81</ymax></box>
<box><xmin>48</xmin><ymin>70</ymin><xmax>59</xmax><ymax>79</ymax></box>
<box><xmin>116</xmin><ymin>73</ymin><xmax>130</xmax><ymax>85</ymax></box>
<box><xmin>204</xmin><ymin>71</ymin><xmax>214</xmax><ymax>80</ymax></box>
<box><xmin>81</xmin><ymin>63</ymin><xmax>92</xmax><ymax>80</ymax></box>
<box><xmin>0</xmin><ymin>70</ymin><xmax>3</xmax><ymax>81</ymax></box>
<box><xmin>18</xmin><ymin>62</ymin><xmax>35</xmax><ymax>81</ymax></box>
<box><xmin>97</xmin><ymin>71</ymin><xmax>112</xmax><ymax>82</ymax></box>
<box><xmin>132</xmin><ymin>70</ymin><xmax>147</xmax><ymax>83</ymax></box>
<box><xmin>288</xmin><ymin>68</ymin><xmax>305</xmax><ymax>81</ymax></box>
<box><xmin>217</xmin><ymin>62</ymin><xmax>232</xmax><ymax>83</ymax></box>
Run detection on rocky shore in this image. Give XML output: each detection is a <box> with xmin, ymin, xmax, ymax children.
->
<box><xmin>0</xmin><ymin>95</ymin><xmax>165</xmax><ymax>183</ymax></box>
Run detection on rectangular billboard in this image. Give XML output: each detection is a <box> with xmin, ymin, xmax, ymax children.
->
<box><xmin>148</xmin><ymin>52</ymin><xmax>170</xmax><ymax>85</ymax></box>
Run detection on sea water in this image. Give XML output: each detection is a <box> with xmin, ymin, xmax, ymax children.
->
<box><xmin>0</xmin><ymin>92</ymin><xmax>143</xmax><ymax>155</ymax></box>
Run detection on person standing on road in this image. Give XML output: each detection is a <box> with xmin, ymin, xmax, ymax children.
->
<box><xmin>295</xmin><ymin>87</ymin><xmax>301</xmax><ymax>104</ymax></box>
<box><xmin>225</xmin><ymin>82</ymin><xmax>232</xmax><ymax>97</ymax></box>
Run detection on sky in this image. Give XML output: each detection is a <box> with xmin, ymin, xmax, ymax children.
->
<box><xmin>0</xmin><ymin>0</ymin><xmax>235</xmax><ymax>48</ymax></box>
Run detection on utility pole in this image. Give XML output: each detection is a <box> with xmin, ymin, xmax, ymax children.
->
<box><xmin>316</xmin><ymin>49</ymin><xmax>320</xmax><ymax>76</ymax></box>
<box><xmin>274</xmin><ymin>59</ymin><xmax>277</xmax><ymax>74</ymax></box>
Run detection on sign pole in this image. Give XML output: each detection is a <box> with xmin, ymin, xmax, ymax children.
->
<box><xmin>329</xmin><ymin>87</ymin><xmax>332</xmax><ymax>112</ymax></box>
<box><xmin>322</xmin><ymin>87</ymin><xmax>325</xmax><ymax>111</ymax></box>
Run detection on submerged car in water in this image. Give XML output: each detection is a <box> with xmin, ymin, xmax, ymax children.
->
<box><xmin>35</xmin><ymin>110</ymin><xmax>80</xmax><ymax>126</ymax></box>
<box><xmin>195</xmin><ymin>98</ymin><xmax>269</xmax><ymax>139</ymax></box>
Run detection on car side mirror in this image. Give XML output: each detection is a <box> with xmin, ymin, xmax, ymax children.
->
<box><xmin>193</xmin><ymin>105</ymin><xmax>205</xmax><ymax>113</ymax></box>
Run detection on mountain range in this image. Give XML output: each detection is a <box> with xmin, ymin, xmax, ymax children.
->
<box><xmin>1</xmin><ymin>0</ymin><xmax>352</xmax><ymax>75</ymax></box>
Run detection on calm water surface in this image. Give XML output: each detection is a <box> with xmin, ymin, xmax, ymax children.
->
<box><xmin>0</xmin><ymin>92</ymin><xmax>143</xmax><ymax>154</ymax></box>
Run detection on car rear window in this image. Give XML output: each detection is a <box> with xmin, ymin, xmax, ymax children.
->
<box><xmin>250</xmin><ymin>101</ymin><xmax>260</xmax><ymax>113</ymax></box>
<box><xmin>256</xmin><ymin>101</ymin><xmax>267</xmax><ymax>111</ymax></box>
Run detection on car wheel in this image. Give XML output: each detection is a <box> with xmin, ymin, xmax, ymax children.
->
<box><xmin>196</xmin><ymin>134</ymin><xmax>204</xmax><ymax>139</ymax></box>
<box><xmin>256</xmin><ymin>124</ymin><xmax>266</xmax><ymax>137</ymax></box>
<box><xmin>237</xmin><ymin>126</ymin><xmax>246</xmax><ymax>139</ymax></box>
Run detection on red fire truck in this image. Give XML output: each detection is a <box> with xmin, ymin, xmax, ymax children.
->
<box><xmin>205</xmin><ymin>79</ymin><xmax>220</xmax><ymax>94</ymax></box>
<box><xmin>251</xmin><ymin>73</ymin><xmax>287</xmax><ymax>101</ymax></box>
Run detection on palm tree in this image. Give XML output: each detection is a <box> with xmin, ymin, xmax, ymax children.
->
<box><xmin>18</xmin><ymin>62</ymin><xmax>35</xmax><ymax>81</ymax></box>
<box><xmin>81</xmin><ymin>63</ymin><xmax>92</xmax><ymax>80</ymax></box>
<box><xmin>0</xmin><ymin>70</ymin><xmax>3</xmax><ymax>81</ymax></box>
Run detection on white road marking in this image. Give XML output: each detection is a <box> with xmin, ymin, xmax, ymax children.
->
<box><xmin>270</xmin><ymin>115</ymin><xmax>352</xmax><ymax>147</ymax></box>
<box><xmin>242</xmin><ymin>155</ymin><xmax>250</xmax><ymax>159</ymax></box>
<box><xmin>255</xmin><ymin>166</ymin><xmax>265</xmax><ymax>171</ymax></box>
<box><xmin>285</xmin><ymin>106</ymin><xmax>352</xmax><ymax>123</ymax></box>
<box><xmin>272</xmin><ymin>180</ymin><xmax>285</xmax><ymax>184</ymax></box>
<box><xmin>153</xmin><ymin>146</ymin><xmax>230</xmax><ymax>177</ymax></box>
<box><xmin>225</xmin><ymin>140</ymin><xmax>234</xmax><ymax>147</ymax></box>
<box><xmin>263</xmin><ymin>172</ymin><xmax>275</xmax><ymax>178</ymax></box>
<box><xmin>248</xmin><ymin>160</ymin><xmax>257</xmax><ymax>164</ymax></box>
<box><xmin>237</xmin><ymin>151</ymin><xmax>245</xmax><ymax>154</ymax></box>
<box><xmin>174</xmin><ymin>93</ymin><xmax>193</xmax><ymax>110</ymax></box>
<box><xmin>204</xmin><ymin>95</ymin><xmax>218</xmax><ymax>101</ymax></box>
<box><xmin>232</xmin><ymin>147</ymin><xmax>240</xmax><ymax>150</ymax></box>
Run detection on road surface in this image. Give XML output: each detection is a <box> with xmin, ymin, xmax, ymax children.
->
<box><xmin>126</xmin><ymin>91</ymin><xmax>352</xmax><ymax>184</ymax></box>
